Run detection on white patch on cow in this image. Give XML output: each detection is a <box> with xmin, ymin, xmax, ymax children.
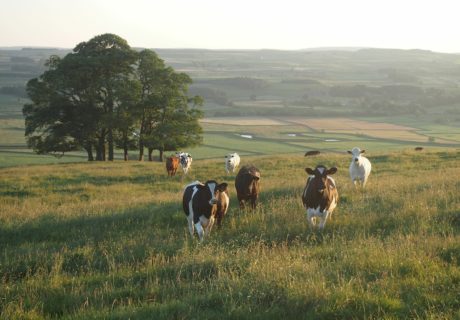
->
<box><xmin>327</xmin><ymin>176</ymin><xmax>336</xmax><ymax>188</ymax></box>
<box><xmin>306</xmin><ymin>206</ymin><xmax>331</xmax><ymax>230</ymax></box>
<box><xmin>188</xmin><ymin>199</ymin><xmax>195</xmax><ymax>236</ymax></box>
<box><xmin>317</xmin><ymin>167</ymin><xmax>325</xmax><ymax>174</ymax></box>
<box><xmin>207</xmin><ymin>182</ymin><xmax>217</xmax><ymax>205</ymax></box>
<box><xmin>186</xmin><ymin>184</ymin><xmax>201</xmax><ymax>237</ymax></box>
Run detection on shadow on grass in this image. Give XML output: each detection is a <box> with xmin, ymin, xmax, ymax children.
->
<box><xmin>0</xmin><ymin>202</ymin><xmax>183</xmax><ymax>250</ymax></box>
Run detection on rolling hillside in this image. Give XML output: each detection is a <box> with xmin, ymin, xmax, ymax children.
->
<box><xmin>0</xmin><ymin>150</ymin><xmax>459</xmax><ymax>318</ymax></box>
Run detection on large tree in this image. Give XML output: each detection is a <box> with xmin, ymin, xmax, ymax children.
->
<box><xmin>24</xmin><ymin>34</ymin><xmax>203</xmax><ymax>162</ymax></box>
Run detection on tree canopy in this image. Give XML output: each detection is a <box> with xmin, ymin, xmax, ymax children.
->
<box><xmin>23</xmin><ymin>34</ymin><xmax>203</xmax><ymax>161</ymax></box>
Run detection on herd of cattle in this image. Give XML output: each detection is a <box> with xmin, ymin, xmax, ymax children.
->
<box><xmin>167</xmin><ymin>148</ymin><xmax>372</xmax><ymax>241</ymax></box>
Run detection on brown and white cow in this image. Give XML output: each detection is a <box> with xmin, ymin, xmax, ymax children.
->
<box><xmin>182</xmin><ymin>180</ymin><xmax>228</xmax><ymax>241</ymax></box>
<box><xmin>166</xmin><ymin>155</ymin><xmax>180</xmax><ymax>176</ymax></box>
<box><xmin>302</xmin><ymin>165</ymin><xmax>338</xmax><ymax>229</ymax></box>
<box><xmin>235</xmin><ymin>165</ymin><xmax>260</xmax><ymax>209</ymax></box>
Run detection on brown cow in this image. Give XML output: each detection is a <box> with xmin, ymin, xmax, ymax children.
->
<box><xmin>415</xmin><ymin>147</ymin><xmax>424</xmax><ymax>151</ymax></box>
<box><xmin>166</xmin><ymin>156</ymin><xmax>180</xmax><ymax>176</ymax></box>
<box><xmin>235</xmin><ymin>165</ymin><xmax>260</xmax><ymax>209</ymax></box>
<box><xmin>305</xmin><ymin>150</ymin><xmax>321</xmax><ymax>157</ymax></box>
<box><xmin>302</xmin><ymin>165</ymin><xmax>338</xmax><ymax>229</ymax></box>
<box><xmin>216</xmin><ymin>189</ymin><xmax>230</xmax><ymax>228</ymax></box>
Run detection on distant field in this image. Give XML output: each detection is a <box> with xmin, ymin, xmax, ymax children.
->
<box><xmin>0</xmin><ymin>115</ymin><xmax>459</xmax><ymax>168</ymax></box>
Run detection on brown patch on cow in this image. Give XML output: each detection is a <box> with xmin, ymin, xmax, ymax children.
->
<box><xmin>166</xmin><ymin>156</ymin><xmax>180</xmax><ymax>176</ymax></box>
<box><xmin>305</xmin><ymin>150</ymin><xmax>321</xmax><ymax>157</ymax></box>
<box><xmin>235</xmin><ymin>165</ymin><xmax>260</xmax><ymax>209</ymax></box>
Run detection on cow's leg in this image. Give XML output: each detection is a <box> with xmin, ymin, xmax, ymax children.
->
<box><xmin>195</xmin><ymin>222</ymin><xmax>205</xmax><ymax>241</ymax></box>
<box><xmin>187</xmin><ymin>201</ymin><xmax>195</xmax><ymax>237</ymax></box>
<box><xmin>205</xmin><ymin>216</ymin><xmax>215</xmax><ymax>237</ymax></box>
<box><xmin>306</xmin><ymin>208</ymin><xmax>316</xmax><ymax>228</ymax></box>
<box><xmin>319</xmin><ymin>211</ymin><xmax>330</xmax><ymax>229</ymax></box>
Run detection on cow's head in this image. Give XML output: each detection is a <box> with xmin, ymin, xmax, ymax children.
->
<box><xmin>225</xmin><ymin>153</ymin><xmax>237</xmax><ymax>163</ymax></box>
<box><xmin>198</xmin><ymin>180</ymin><xmax>228</xmax><ymax>205</ymax></box>
<box><xmin>348</xmin><ymin>147</ymin><xmax>365</xmax><ymax>163</ymax></box>
<box><xmin>305</xmin><ymin>165</ymin><xmax>337</xmax><ymax>193</ymax></box>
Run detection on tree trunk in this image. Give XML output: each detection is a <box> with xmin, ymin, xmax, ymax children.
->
<box><xmin>85</xmin><ymin>143</ymin><xmax>94</xmax><ymax>161</ymax></box>
<box><xmin>138</xmin><ymin>141</ymin><xmax>144</xmax><ymax>161</ymax></box>
<box><xmin>108</xmin><ymin>129</ymin><xmax>114</xmax><ymax>161</ymax></box>
<box><xmin>159</xmin><ymin>149</ymin><xmax>164</xmax><ymax>162</ymax></box>
<box><xmin>123</xmin><ymin>144</ymin><xmax>129</xmax><ymax>161</ymax></box>
<box><xmin>148</xmin><ymin>148</ymin><xmax>154</xmax><ymax>161</ymax></box>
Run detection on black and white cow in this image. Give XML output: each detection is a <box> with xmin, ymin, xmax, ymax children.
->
<box><xmin>177</xmin><ymin>152</ymin><xmax>193</xmax><ymax>175</ymax></box>
<box><xmin>182</xmin><ymin>180</ymin><xmax>228</xmax><ymax>241</ymax></box>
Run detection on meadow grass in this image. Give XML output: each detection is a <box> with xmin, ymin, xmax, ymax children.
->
<box><xmin>0</xmin><ymin>150</ymin><xmax>459</xmax><ymax>319</ymax></box>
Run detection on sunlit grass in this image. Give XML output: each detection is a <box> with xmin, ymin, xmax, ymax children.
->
<box><xmin>0</xmin><ymin>150</ymin><xmax>459</xmax><ymax>319</ymax></box>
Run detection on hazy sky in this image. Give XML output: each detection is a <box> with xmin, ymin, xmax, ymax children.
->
<box><xmin>1</xmin><ymin>0</ymin><xmax>458</xmax><ymax>52</ymax></box>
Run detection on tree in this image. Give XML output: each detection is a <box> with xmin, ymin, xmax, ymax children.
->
<box><xmin>137</xmin><ymin>56</ymin><xmax>203</xmax><ymax>162</ymax></box>
<box><xmin>72</xmin><ymin>34</ymin><xmax>138</xmax><ymax>160</ymax></box>
<box><xmin>24</xmin><ymin>35</ymin><xmax>203</xmax><ymax>162</ymax></box>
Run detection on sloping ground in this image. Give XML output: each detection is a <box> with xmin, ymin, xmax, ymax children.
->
<box><xmin>0</xmin><ymin>151</ymin><xmax>458</xmax><ymax>318</ymax></box>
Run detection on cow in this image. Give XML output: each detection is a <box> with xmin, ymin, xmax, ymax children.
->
<box><xmin>302</xmin><ymin>165</ymin><xmax>339</xmax><ymax>229</ymax></box>
<box><xmin>215</xmin><ymin>188</ymin><xmax>230</xmax><ymax>228</ymax></box>
<box><xmin>305</xmin><ymin>150</ymin><xmax>321</xmax><ymax>157</ymax></box>
<box><xmin>182</xmin><ymin>180</ymin><xmax>228</xmax><ymax>241</ymax></box>
<box><xmin>225</xmin><ymin>152</ymin><xmax>241</xmax><ymax>174</ymax></box>
<box><xmin>235</xmin><ymin>165</ymin><xmax>260</xmax><ymax>209</ymax></box>
<box><xmin>177</xmin><ymin>152</ymin><xmax>193</xmax><ymax>175</ymax></box>
<box><xmin>165</xmin><ymin>155</ymin><xmax>180</xmax><ymax>176</ymax></box>
<box><xmin>415</xmin><ymin>147</ymin><xmax>424</xmax><ymax>151</ymax></box>
<box><xmin>348</xmin><ymin>147</ymin><xmax>372</xmax><ymax>188</ymax></box>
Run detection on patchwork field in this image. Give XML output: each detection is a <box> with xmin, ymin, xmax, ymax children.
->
<box><xmin>1</xmin><ymin>113</ymin><xmax>459</xmax><ymax>168</ymax></box>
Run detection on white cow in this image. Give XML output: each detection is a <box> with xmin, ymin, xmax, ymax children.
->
<box><xmin>176</xmin><ymin>152</ymin><xmax>193</xmax><ymax>175</ymax></box>
<box><xmin>224</xmin><ymin>152</ymin><xmax>240</xmax><ymax>174</ymax></box>
<box><xmin>348</xmin><ymin>147</ymin><xmax>372</xmax><ymax>188</ymax></box>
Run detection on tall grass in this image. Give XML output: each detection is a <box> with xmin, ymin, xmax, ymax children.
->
<box><xmin>0</xmin><ymin>150</ymin><xmax>459</xmax><ymax>319</ymax></box>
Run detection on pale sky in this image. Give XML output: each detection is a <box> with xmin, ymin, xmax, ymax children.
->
<box><xmin>1</xmin><ymin>0</ymin><xmax>459</xmax><ymax>52</ymax></box>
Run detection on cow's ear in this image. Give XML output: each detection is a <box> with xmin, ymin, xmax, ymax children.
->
<box><xmin>327</xmin><ymin>167</ymin><xmax>338</xmax><ymax>175</ymax></box>
<box><xmin>218</xmin><ymin>183</ymin><xmax>228</xmax><ymax>191</ymax></box>
<box><xmin>360</xmin><ymin>149</ymin><xmax>366</xmax><ymax>154</ymax></box>
<box><xmin>347</xmin><ymin>150</ymin><xmax>352</xmax><ymax>154</ymax></box>
<box><xmin>305</xmin><ymin>168</ymin><xmax>315</xmax><ymax>175</ymax></box>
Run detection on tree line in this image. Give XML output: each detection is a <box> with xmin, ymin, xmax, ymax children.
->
<box><xmin>23</xmin><ymin>34</ymin><xmax>203</xmax><ymax>162</ymax></box>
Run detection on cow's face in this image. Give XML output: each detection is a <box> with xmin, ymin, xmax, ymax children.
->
<box><xmin>200</xmin><ymin>181</ymin><xmax>228</xmax><ymax>205</ymax></box>
<box><xmin>348</xmin><ymin>147</ymin><xmax>365</xmax><ymax>163</ymax></box>
<box><xmin>305</xmin><ymin>166</ymin><xmax>337</xmax><ymax>193</ymax></box>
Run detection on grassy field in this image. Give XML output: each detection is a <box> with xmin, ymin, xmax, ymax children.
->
<box><xmin>0</xmin><ymin>150</ymin><xmax>459</xmax><ymax>319</ymax></box>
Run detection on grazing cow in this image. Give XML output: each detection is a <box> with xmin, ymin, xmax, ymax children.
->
<box><xmin>177</xmin><ymin>152</ymin><xmax>193</xmax><ymax>175</ymax></box>
<box><xmin>215</xmin><ymin>188</ymin><xmax>230</xmax><ymax>228</ymax></box>
<box><xmin>182</xmin><ymin>180</ymin><xmax>228</xmax><ymax>241</ymax></box>
<box><xmin>302</xmin><ymin>165</ymin><xmax>339</xmax><ymax>229</ymax></box>
<box><xmin>225</xmin><ymin>152</ymin><xmax>241</xmax><ymax>174</ymax></box>
<box><xmin>415</xmin><ymin>147</ymin><xmax>424</xmax><ymax>151</ymax></box>
<box><xmin>305</xmin><ymin>150</ymin><xmax>321</xmax><ymax>157</ymax></box>
<box><xmin>165</xmin><ymin>155</ymin><xmax>180</xmax><ymax>176</ymax></box>
<box><xmin>348</xmin><ymin>147</ymin><xmax>372</xmax><ymax>188</ymax></box>
<box><xmin>235</xmin><ymin>165</ymin><xmax>260</xmax><ymax>209</ymax></box>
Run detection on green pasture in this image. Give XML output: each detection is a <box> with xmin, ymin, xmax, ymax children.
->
<box><xmin>0</xmin><ymin>151</ymin><xmax>459</xmax><ymax>319</ymax></box>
